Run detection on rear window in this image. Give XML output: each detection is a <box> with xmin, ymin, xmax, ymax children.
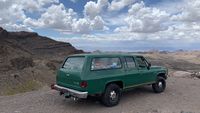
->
<box><xmin>63</xmin><ymin>57</ymin><xmax>85</xmax><ymax>71</ymax></box>
<box><xmin>91</xmin><ymin>57</ymin><xmax>122</xmax><ymax>70</ymax></box>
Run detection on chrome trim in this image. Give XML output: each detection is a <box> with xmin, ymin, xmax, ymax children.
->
<box><xmin>124</xmin><ymin>81</ymin><xmax>155</xmax><ymax>89</ymax></box>
<box><xmin>53</xmin><ymin>84</ymin><xmax>88</xmax><ymax>98</ymax></box>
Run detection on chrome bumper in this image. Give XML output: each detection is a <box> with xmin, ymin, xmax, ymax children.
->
<box><xmin>52</xmin><ymin>84</ymin><xmax>88</xmax><ymax>98</ymax></box>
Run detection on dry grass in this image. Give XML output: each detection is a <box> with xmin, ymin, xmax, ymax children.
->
<box><xmin>4</xmin><ymin>80</ymin><xmax>42</xmax><ymax>96</ymax></box>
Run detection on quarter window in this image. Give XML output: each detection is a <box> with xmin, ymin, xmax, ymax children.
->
<box><xmin>125</xmin><ymin>57</ymin><xmax>136</xmax><ymax>69</ymax></box>
<box><xmin>91</xmin><ymin>57</ymin><xmax>122</xmax><ymax>70</ymax></box>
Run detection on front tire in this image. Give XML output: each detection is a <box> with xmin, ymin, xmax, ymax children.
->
<box><xmin>101</xmin><ymin>84</ymin><xmax>121</xmax><ymax>107</ymax></box>
<box><xmin>152</xmin><ymin>77</ymin><xmax>166</xmax><ymax>93</ymax></box>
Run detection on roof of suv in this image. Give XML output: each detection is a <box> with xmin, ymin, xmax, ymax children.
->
<box><xmin>68</xmin><ymin>53</ymin><xmax>141</xmax><ymax>57</ymax></box>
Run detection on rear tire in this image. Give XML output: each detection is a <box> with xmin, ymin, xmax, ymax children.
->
<box><xmin>152</xmin><ymin>77</ymin><xmax>166</xmax><ymax>93</ymax></box>
<box><xmin>101</xmin><ymin>84</ymin><xmax>121</xmax><ymax>107</ymax></box>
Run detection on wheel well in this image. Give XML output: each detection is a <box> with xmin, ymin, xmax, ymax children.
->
<box><xmin>157</xmin><ymin>73</ymin><xmax>167</xmax><ymax>79</ymax></box>
<box><xmin>106</xmin><ymin>81</ymin><xmax>123</xmax><ymax>89</ymax></box>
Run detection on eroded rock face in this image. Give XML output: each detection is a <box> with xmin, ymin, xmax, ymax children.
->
<box><xmin>0</xmin><ymin>27</ymin><xmax>8</xmax><ymax>38</ymax></box>
<box><xmin>10</xmin><ymin>57</ymin><xmax>34</xmax><ymax>70</ymax></box>
<box><xmin>0</xmin><ymin>27</ymin><xmax>83</xmax><ymax>58</ymax></box>
<box><xmin>0</xmin><ymin>45</ymin><xmax>8</xmax><ymax>55</ymax></box>
<box><xmin>46</xmin><ymin>61</ymin><xmax>57</xmax><ymax>70</ymax></box>
<box><xmin>0</xmin><ymin>27</ymin><xmax>84</xmax><ymax>95</ymax></box>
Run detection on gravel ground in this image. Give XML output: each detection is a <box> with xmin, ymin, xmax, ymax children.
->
<box><xmin>0</xmin><ymin>77</ymin><xmax>200</xmax><ymax>113</ymax></box>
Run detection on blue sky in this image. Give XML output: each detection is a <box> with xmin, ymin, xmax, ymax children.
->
<box><xmin>0</xmin><ymin>0</ymin><xmax>200</xmax><ymax>51</ymax></box>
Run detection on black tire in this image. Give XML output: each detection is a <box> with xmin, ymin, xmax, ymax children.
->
<box><xmin>152</xmin><ymin>77</ymin><xmax>166</xmax><ymax>93</ymax></box>
<box><xmin>101</xmin><ymin>84</ymin><xmax>121</xmax><ymax>107</ymax></box>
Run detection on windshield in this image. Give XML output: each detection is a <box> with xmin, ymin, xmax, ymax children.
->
<box><xmin>62</xmin><ymin>57</ymin><xmax>85</xmax><ymax>71</ymax></box>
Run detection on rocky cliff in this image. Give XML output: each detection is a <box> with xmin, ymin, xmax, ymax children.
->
<box><xmin>0</xmin><ymin>27</ymin><xmax>83</xmax><ymax>95</ymax></box>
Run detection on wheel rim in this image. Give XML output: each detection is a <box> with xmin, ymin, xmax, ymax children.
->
<box><xmin>110</xmin><ymin>90</ymin><xmax>117</xmax><ymax>101</ymax></box>
<box><xmin>158</xmin><ymin>81</ymin><xmax>163</xmax><ymax>88</ymax></box>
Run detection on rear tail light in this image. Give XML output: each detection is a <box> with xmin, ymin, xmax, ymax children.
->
<box><xmin>80</xmin><ymin>81</ymin><xmax>88</xmax><ymax>88</ymax></box>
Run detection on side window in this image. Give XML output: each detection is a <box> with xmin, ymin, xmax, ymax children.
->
<box><xmin>135</xmin><ymin>57</ymin><xmax>147</xmax><ymax>68</ymax></box>
<box><xmin>91</xmin><ymin>57</ymin><xmax>122</xmax><ymax>70</ymax></box>
<box><xmin>125</xmin><ymin>57</ymin><xmax>136</xmax><ymax>69</ymax></box>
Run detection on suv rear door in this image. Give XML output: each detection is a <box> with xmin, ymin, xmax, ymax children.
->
<box><xmin>56</xmin><ymin>56</ymin><xmax>85</xmax><ymax>91</ymax></box>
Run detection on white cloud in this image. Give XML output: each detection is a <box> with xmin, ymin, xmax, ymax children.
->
<box><xmin>0</xmin><ymin>0</ymin><xmax>58</xmax><ymax>31</ymax></box>
<box><xmin>171</xmin><ymin>0</ymin><xmax>200</xmax><ymax>22</ymax></box>
<box><xmin>84</xmin><ymin>0</ymin><xmax>108</xmax><ymax>19</ymax></box>
<box><xmin>72</xmin><ymin>16</ymin><xmax>107</xmax><ymax>33</ymax></box>
<box><xmin>0</xmin><ymin>0</ymin><xmax>29</xmax><ymax>31</ymax></box>
<box><xmin>2</xmin><ymin>23</ymin><xmax>33</xmax><ymax>31</ymax></box>
<box><xmin>24</xmin><ymin>3</ymin><xmax>108</xmax><ymax>34</ymax></box>
<box><xmin>56</xmin><ymin>8</ymin><xmax>200</xmax><ymax>51</ymax></box>
<box><xmin>108</xmin><ymin>0</ymin><xmax>136</xmax><ymax>11</ymax></box>
<box><xmin>72</xmin><ymin>18</ymin><xmax>91</xmax><ymax>33</ymax></box>
<box><xmin>24</xmin><ymin>4</ymin><xmax>77</xmax><ymax>31</ymax></box>
<box><xmin>0</xmin><ymin>0</ymin><xmax>107</xmax><ymax>33</ymax></box>
<box><xmin>0</xmin><ymin>1</ymin><xmax>26</xmax><ymax>23</ymax></box>
<box><xmin>56</xmin><ymin>29</ymin><xmax>200</xmax><ymax>51</ymax></box>
<box><xmin>104</xmin><ymin>14</ymin><xmax>127</xmax><ymax>27</ymax></box>
<box><xmin>90</xmin><ymin>16</ymin><xmax>105</xmax><ymax>30</ymax></box>
<box><xmin>21</xmin><ymin>0</ymin><xmax>59</xmax><ymax>12</ymax></box>
<box><xmin>115</xmin><ymin>1</ymin><xmax>170</xmax><ymax>33</ymax></box>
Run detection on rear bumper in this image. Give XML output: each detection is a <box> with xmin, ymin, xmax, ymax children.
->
<box><xmin>51</xmin><ymin>84</ymin><xmax>88</xmax><ymax>99</ymax></box>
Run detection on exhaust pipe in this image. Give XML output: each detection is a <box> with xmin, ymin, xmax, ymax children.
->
<box><xmin>73</xmin><ymin>97</ymin><xmax>79</xmax><ymax>101</ymax></box>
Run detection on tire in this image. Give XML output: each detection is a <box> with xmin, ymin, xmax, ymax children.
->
<box><xmin>152</xmin><ymin>77</ymin><xmax>166</xmax><ymax>93</ymax></box>
<box><xmin>101</xmin><ymin>84</ymin><xmax>121</xmax><ymax>107</ymax></box>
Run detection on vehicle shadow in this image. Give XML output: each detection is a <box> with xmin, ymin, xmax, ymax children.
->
<box><xmin>120</xmin><ymin>86</ymin><xmax>154</xmax><ymax>102</ymax></box>
<box><xmin>59</xmin><ymin>86</ymin><xmax>154</xmax><ymax>107</ymax></box>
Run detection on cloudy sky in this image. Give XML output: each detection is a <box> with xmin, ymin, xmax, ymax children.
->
<box><xmin>1</xmin><ymin>0</ymin><xmax>200</xmax><ymax>51</ymax></box>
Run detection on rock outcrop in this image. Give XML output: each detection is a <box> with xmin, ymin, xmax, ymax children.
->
<box><xmin>0</xmin><ymin>27</ymin><xmax>83</xmax><ymax>95</ymax></box>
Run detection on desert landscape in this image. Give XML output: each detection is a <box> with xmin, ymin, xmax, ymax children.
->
<box><xmin>0</xmin><ymin>28</ymin><xmax>200</xmax><ymax>113</ymax></box>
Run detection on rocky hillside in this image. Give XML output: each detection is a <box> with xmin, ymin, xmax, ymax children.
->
<box><xmin>0</xmin><ymin>27</ymin><xmax>83</xmax><ymax>95</ymax></box>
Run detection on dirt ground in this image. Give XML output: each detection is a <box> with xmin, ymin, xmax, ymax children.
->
<box><xmin>0</xmin><ymin>76</ymin><xmax>200</xmax><ymax>113</ymax></box>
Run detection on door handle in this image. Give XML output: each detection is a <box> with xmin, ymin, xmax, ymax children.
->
<box><xmin>66</xmin><ymin>73</ymin><xmax>70</xmax><ymax>76</ymax></box>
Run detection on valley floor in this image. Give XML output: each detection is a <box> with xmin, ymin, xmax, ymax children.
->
<box><xmin>0</xmin><ymin>76</ymin><xmax>200</xmax><ymax>113</ymax></box>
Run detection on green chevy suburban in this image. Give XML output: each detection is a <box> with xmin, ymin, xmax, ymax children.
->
<box><xmin>51</xmin><ymin>53</ymin><xmax>168</xmax><ymax>107</ymax></box>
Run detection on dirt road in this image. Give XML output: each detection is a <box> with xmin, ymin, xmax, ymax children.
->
<box><xmin>0</xmin><ymin>77</ymin><xmax>200</xmax><ymax>113</ymax></box>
